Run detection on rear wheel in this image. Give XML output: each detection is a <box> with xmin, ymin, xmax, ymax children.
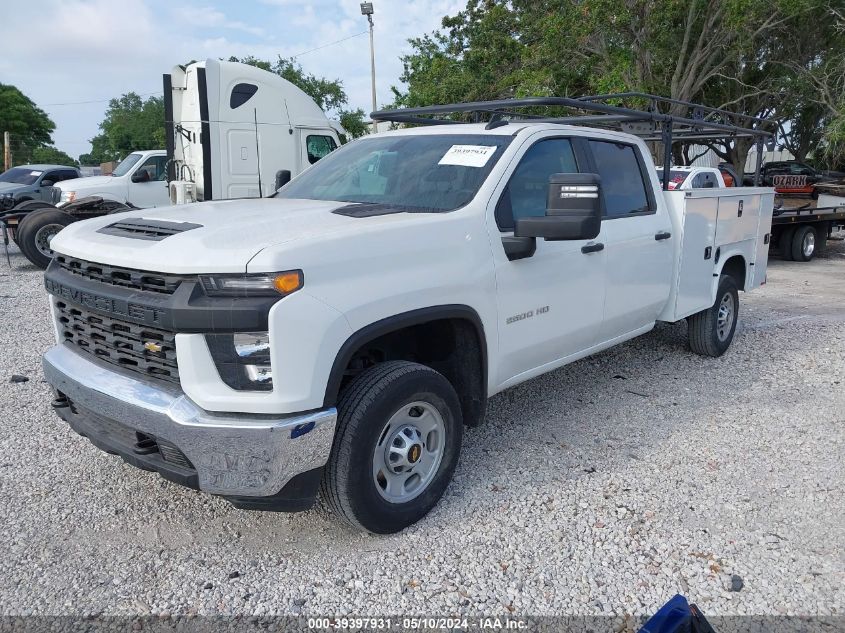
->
<box><xmin>321</xmin><ymin>360</ymin><xmax>463</xmax><ymax>534</ymax></box>
<box><xmin>791</xmin><ymin>225</ymin><xmax>817</xmax><ymax>262</ymax></box>
<box><xmin>688</xmin><ymin>275</ymin><xmax>739</xmax><ymax>357</ymax></box>
<box><xmin>16</xmin><ymin>208</ymin><xmax>75</xmax><ymax>269</ymax></box>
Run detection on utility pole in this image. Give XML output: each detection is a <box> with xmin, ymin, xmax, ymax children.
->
<box><xmin>360</xmin><ymin>3</ymin><xmax>377</xmax><ymax>133</ymax></box>
<box><xmin>3</xmin><ymin>132</ymin><xmax>10</xmax><ymax>171</ymax></box>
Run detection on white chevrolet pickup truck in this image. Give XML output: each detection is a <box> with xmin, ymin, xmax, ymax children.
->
<box><xmin>40</xmin><ymin>96</ymin><xmax>775</xmax><ymax>533</ymax></box>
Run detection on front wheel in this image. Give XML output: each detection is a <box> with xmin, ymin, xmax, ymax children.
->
<box><xmin>16</xmin><ymin>208</ymin><xmax>75</xmax><ymax>269</ymax></box>
<box><xmin>321</xmin><ymin>361</ymin><xmax>463</xmax><ymax>534</ymax></box>
<box><xmin>688</xmin><ymin>275</ymin><xmax>739</xmax><ymax>357</ymax></box>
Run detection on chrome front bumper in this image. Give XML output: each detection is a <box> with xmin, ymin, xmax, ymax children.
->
<box><xmin>42</xmin><ymin>344</ymin><xmax>337</xmax><ymax>498</ymax></box>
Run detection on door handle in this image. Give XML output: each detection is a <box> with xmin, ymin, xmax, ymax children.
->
<box><xmin>654</xmin><ymin>231</ymin><xmax>672</xmax><ymax>241</ymax></box>
<box><xmin>581</xmin><ymin>242</ymin><xmax>604</xmax><ymax>254</ymax></box>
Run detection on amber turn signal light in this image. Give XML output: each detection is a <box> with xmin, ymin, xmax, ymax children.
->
<box><xmin>273</xmin><ymin>271</ymin><xmax>303</xmax><ymax>294</ymax></box>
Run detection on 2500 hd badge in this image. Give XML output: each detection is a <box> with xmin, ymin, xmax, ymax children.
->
<box><xmin>506</xmin><ymin>305</ymin><xmax>549</xmax><ymax>325</ymax></box>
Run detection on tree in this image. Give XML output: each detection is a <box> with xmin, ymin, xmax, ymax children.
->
<box><xmin>0</xmin><ymin>84</ymin><xmax>55</xmax><ymax>165</ymax></box>
<box><xmin>230</xmin><ymin>56</ymin><xmax>368</xmax><ymax>139</ymax></box>
<box><xmin>393</xmin><ymin>0</ymin><xmax>840</xmax><ymax>173</ymax></box>
<box><xmin>338</xmin><ymin>108</ymin><xmax>369</xmax><ymax>142</ymax></box>
<box><xmin>87</xmin><ymin>93</ymin><xmax>165</xmax><ymax>163</ymax></box>
<box><xmin>30</xmin><ymin>146</ymin><xmax>78</xmax><ymax>167</ymax></box>
<box><xmin>780</xmin><ymin>1</ymin><xmax>845</xmax><ymax>167</ymax></box>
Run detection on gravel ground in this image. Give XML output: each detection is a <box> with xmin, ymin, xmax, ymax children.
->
<box><xmin>0</xmin><ymin>237</ymin><xmax>843</xmax><ymax>624</ymax></box>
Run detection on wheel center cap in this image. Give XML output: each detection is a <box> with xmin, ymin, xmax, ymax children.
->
<box><xmin>408</xmin><ymin>444</ymin><xmax>422</xmax><ymax>463</ymax></box>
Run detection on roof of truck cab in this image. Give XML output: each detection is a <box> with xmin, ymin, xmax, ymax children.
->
<box><xmin>15</xmin><ymin>164</ymin><xmax>78</xmax><ymax>170</ymax></box>
<box><xmin>372</xmin><ymin>122</ymin><xmax>640</xmax><ymax>139</ymax></box>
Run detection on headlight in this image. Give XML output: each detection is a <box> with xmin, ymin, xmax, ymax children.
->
<box><xmin>199</xmin><ymin>270</ymin><xmax>303</xmax><ymax>297</ymax></box>
<box><xmin>206</xmin><ymin>332</ymin><xmax>273</xmax><ymax>391</ymax></box>
<box><xmin>60</xmin><ymin>190</ymin><xmax>77</xmax><ymax>203</ymax></box>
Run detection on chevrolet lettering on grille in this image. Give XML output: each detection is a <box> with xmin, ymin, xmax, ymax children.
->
<box><xmin>45</xmin><ymin>278</ymin><xmax>166</xmax><ymax>326</ymax></box>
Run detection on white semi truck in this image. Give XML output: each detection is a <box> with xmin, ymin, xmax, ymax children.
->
<box><xmin>41</xmin><ymin>95</ymin><xmax>775</xmax><ymax>533</ymax></box>
<box><xmin>8</xmin><ymin>59</ymin><xmax>340</xmax><ymax>268</ymax></box>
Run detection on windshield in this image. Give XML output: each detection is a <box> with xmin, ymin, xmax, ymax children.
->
<box><xmin>277</xmin><ymin>134</ymin><xmax>512</xmax><ymax>212</ymax></box>
<box><xmin>111</xmin><ymin>153</ymin><xmax>143</xmax><ymax>177</ymax></box>
<box><xmin>0</xmin><ymin>167</ymin><xmax>42</xmax><ymax>185</ymax></box>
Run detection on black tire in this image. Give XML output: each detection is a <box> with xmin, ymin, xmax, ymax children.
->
<box><xmin>688</xmin><ymin>275</ymin><xmax>739</xmax><ymax>357</ymax></box>
<box><xmin>791</xmin><ymin>225</ymin><xmax>817</xmax><ymax>262</ymax></box>
<box><xmin>321</xmin><ymin>360</ymin><xmax>463</xmax><ymax>534</ymax></box>
<box><xmin>815</xmin><ymin>223</ymin><xmax>828</xmax><ymax>254</ymax></box>
<box><xmin>11</xmin><ymin>200</ymin><xmax>55</xmax><ymax>212</ymax></box>
<box><xmin>16</xmin><ymin>208</ymin><xmax>75</xmax><ymax>269</ymax></box>
<box><xmin>778</xmin><ymin>226</ymin><xmax>796</xmax><ymax>260</ymax></box>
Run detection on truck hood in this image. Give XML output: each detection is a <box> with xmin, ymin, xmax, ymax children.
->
<box><xmin>0</xmin><ymin>182</ymin><xmax>28</xmax><ymax>194</ymax></box>
<box><xmin>49</xmin><ymin>197</ymin><xmax>423</xmax><ymax>273</ymax></box>
<box><xmin>56</xmin><ymin>175</ymin><xmax>116</xmax><ymax>191</ymax></box>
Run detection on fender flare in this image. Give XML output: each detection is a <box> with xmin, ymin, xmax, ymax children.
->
<box><xmin>711</xmin><ymin>250</ymin><xmax>747</xmax><ymax>299</ymax></box>
<box><xmin>322</xmin><ymin>304</ymin><xmax>488</xmax><ymax>408</ymax></box>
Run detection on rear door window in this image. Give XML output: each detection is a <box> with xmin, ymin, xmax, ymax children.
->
<box><xmin>588</xmin><ymin>140</ymin><xmax>653</xmax><ymax>217</ymax></box>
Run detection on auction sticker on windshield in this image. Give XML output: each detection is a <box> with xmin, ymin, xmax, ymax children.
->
<box><xmin>438</xmin><ymin>145</ymin><xmax>498</xmax><ymax>168</ymax></box>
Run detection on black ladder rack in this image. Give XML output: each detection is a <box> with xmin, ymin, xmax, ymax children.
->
<box><xmin>370</xmin><ymin>93</ymin><xmax>776</xmax><ymax>189</ymax></box>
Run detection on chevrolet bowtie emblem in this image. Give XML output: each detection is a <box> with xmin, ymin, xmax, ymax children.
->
<box><xmin>144</xmin><ymin>341</ymin><xmax>163</xmax><ymax>353</ymax></box>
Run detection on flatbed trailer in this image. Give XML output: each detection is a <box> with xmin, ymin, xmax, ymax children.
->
<box><xmin>769</xmin><ymin>186</ymin><xmax>845</xmax><ymax>262</ymax></box>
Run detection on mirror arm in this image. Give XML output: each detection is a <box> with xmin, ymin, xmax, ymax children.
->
<box><xmin>502</xmin><ymin>235</ymin><xmax>536</xmax><ymax>261</ymax></box>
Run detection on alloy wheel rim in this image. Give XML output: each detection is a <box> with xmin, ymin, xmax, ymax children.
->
<box><xmin>372</xmin><ymin>401</ymin><xmax>446</xmax><ymax>504</ymax></box>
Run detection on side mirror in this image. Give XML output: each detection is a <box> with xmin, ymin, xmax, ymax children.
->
<box><xmin>131</xmin><ymin>170</ymin><xmax>151</xmax><ymax>183</ymax></box>
<box><xmin>40</xmin><ymin>179</ymin><xmax>54</xmax><ymax>187</ymax></box>
<box><xmin>515</xmin><ymin>173</ymin><xmax>602</xmax><ymax>241</ymax></box>
<box><xmin>274</xmin><ymin>169</ymin><xmax>292</xmax><ymax>190</ymax></box>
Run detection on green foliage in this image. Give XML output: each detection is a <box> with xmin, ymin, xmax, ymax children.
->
<box><xmin>338</xmin><ymin>108</ymin><xmax>369</xmax><ymax>142</ymax></box>
<box><xmin>823</xmin><ymin>111</ymin><xmax>845</xmax><ymax>168</ymax></box>
<box><xmin>30</xmin><ymin>146</ymin><xmax>78</xmax><ymax>167</ymax></box>
<box><xmin>0</xmin><ymin>83</ymin><xmax>55</xmax><ymax>165</ymax></box>
<box><xmin>229</xmin><ymin>56</ymin><xmax>367</xmax><ymax>139</ymax></box>
<box><xmin>87</xmin><ymin>93</ymin><xmax>165</xmax><ymax>163</ymax></box>
<box><xmin>393</xmin><ymin>0</ymin><xmax>844</xmax><ymax>169</ymax></box>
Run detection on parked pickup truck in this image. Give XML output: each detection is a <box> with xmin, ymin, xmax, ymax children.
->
<box><xmin>0</xmin><ymin>164</ymin><xmax>81</xmax><ymax>210</ymax></box>
<box><xmin>655</xmin><ymin>166</ymin><xmax>726</xmax><ymax>190</ymax></box>
<box><xmin>40</xmin><ymin>97</ymin><xmax>775</xmax><ymax>533</ymax></box>
<box><xmin>7</xmin><ymin>58</ymin><xmax>340</xmax><ymax>270</ymax></box>
<box><xmin>54</xmin><ymin>149</ymin><xmax>170</xmax><ymax>208</ymax></box>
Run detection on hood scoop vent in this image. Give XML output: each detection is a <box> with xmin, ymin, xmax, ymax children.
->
<box><xmin>96</xmin><ymin>217</ymin><xmax>202</xmax><ymax>241</ymax></box>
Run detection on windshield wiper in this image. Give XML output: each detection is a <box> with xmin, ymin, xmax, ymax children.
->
<box><xmin>332</xmin><ymin>202</ymin><xmax>443</xmax><ymax>218</ymax></box>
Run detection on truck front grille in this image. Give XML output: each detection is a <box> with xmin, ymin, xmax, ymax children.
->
<box><xmin>54</xmin><ymin>299</ymin><xmax>180</xmax><ymax>384</ymax></box>
<box><xmin>54</xmin><ymin>255</ymin><xmax>191</xmax><ymax>295</ymax></box>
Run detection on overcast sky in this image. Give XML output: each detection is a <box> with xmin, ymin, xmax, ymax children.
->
<box><xmin>0</xmin><ymin>0</ymin><xmax>465</xmax><ymax>159</ymax></box>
